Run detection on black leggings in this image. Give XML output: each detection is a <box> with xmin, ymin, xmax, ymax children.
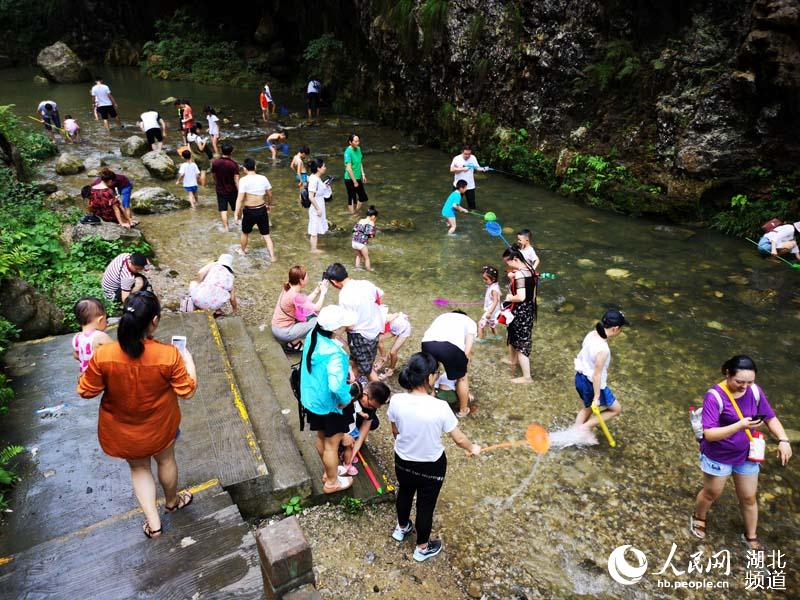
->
<box><xmin>395</xmin><ymin>452</ymin><xmax>447</xmax><ymax>545</ymax></box>
<box><xmin>344</xmin><ymin>178</ymin><xmax>368</xmax><ymax>206</ymax></box>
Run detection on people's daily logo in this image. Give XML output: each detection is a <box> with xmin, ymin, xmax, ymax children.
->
<box><xmin>608</xmin><ymin>545</ymin><xmax>648</xmax><ymax>585</ymax></box>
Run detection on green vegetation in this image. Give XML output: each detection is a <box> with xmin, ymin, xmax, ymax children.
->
<box><xmin>339</xmin><ymin>496</ymin><xmax>364</xmax><ymax>515</ymax></box>
<box><xmin>419</xmin><ymin>0</ymin><xmax>449</xmax><ymax>51</ymax></box>
<box><xmin>141</xmin><ymin>9</ymin><xmax>259</xmax><ymax>87</ymax></box>
<box><xmin>0</xmin><ymin>105</ymin><xmax>56</xmax><ymax>173</ymax></box>
<box><xmin>488</xmin><ymin>128</ymin><xmax>556</xmax><ymax>188</ymax></box>
<box><xmin>576</xmin><ymin>40</ymin><xmax>642</xmax><ymax>93</ymax></box>
<box><xmin>711</xmin><ymin>172</ymin><xmax>799</xmax><ymax>237</ymax></box>
<box><xmin>281</xmin><ymin>495</ymin><xmax>302</xmax><ymax>516</ymax></box>
<box><xmin>0</xmin><ymin>444</ymin><xmax>24</xmax><ymax>511</ymax></box>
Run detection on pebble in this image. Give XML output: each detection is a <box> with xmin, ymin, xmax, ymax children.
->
<box><xmin>605</xmin><ymin>268</ymin><xmax>630</xmax><ymax>279</ymax></box>
<box><xmin>468</xmin><ymin>581</ymin><xmax>483</xmax><ymax>598</ymax></box>
<box><xmin>577</xmin><ymin>258</ymin><xmax>596</xmax><ymax>268</ymax></box>
<box><xmin>364</xmin><ymin>551</ymin><xmax>376</xmax><ymax>565</ymax></box>
<box><xmin>714</xmin><ymin>291</ymin><xmax>724</xmax><ymax>298</ymax></box>
<box><xmin>706</xmin><ymin>321</ymin><xmax>724</xmax><ymax>330</ymax></box>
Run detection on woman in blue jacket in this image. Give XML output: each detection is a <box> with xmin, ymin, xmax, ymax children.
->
<box><xmin>300</xmin><ymin>305</ymin><xmax>357</xmax><ymax>493</ymax></box>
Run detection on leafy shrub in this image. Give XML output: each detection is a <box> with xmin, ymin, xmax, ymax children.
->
<box><xmin>281</xmin><ymin>495</ymin><xmax>302</xmax><ymax>516</ymax></box>
<box><xmin>0</xmin><ymin>104</ymin><xmax>56</xmax><ymax>172</ymax></box>
<box><xmin>141</xmin><ymin>9</ymin><xmax>258</xmax><ymax>86</ymax></box>
<box><xmin>339</xmin><ymin>496</ymin><xmax>364</xmax><ymax>515</ymax></box>
<box><xmin>489</xmin><ymin>128</ymin><xmax>556</xmax><ymax>188</ymax></box>
<box><xmin>577</xmin><ymin>40</ymin><xmax>641</xmax><ymax>93</ymax></box>
<box><xmin>0</xmin><ymin>444</ymin><xmax>24</xmax><ymax>511</ymax></box>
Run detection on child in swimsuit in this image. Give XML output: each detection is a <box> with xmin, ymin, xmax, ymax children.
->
<box><xmin>71</xmin><ymin>297</ymin><xmax>113</xmax><ymax>375</ymax></box>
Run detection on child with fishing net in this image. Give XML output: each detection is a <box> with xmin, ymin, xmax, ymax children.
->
<box><xmin>337</xmin><ymin>381</ymin><xmax>391</xmax><ymax>475</ymax></box>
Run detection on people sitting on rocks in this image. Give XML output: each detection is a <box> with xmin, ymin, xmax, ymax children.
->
<box><xmin>299</xmin><ymin>305</ymin><xmax>358</xmax><ymax>493</ymax></box>
<box><xmin>84</xmin><ymin>172</ymin><xmax>133</xmax><ymax>228</ymax></box>
<box><xmin>271</xmin><ymin>265</ymin><xmax>329</xmax><ymax>351</ymax></box>
<box><xmin>101</xmin><ymin>252</ymin><xmax>152</xmax><ymax>303</ymax></box>
<box><xmin>188</xmin><ymin>254</ymin><xmax>237</xmax><ymax>316</ymax></box>
<box><xmin>77</xmin><ymin>291</ymin><xmax>197</xmax><ymax>539</ymax></box>
<box><xmin>757</xmin><ymin>221</ymin><xmax>800</xmax><ymax>262</ymax></box>
<box><xmin>93</xmin><ymin>168</ymin><xmax>135</xmax><ymax>227</ymax></box>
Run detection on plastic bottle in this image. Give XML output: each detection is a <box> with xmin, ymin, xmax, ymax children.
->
<box><xmin>748</xmin><ymin>431</ymin><xmax>766</xmax><ymax>462</ymax></box>
<box><xmin>689</xmin><ymin>406</ymin><xmax>704</xmax><ymax>441</ymax></box>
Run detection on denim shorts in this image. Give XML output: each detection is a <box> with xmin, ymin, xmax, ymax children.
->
<box><xmin>119</xmin><ymin>184</ymin><xmax>133</xmax><ymax>209</ymax></box>
<box><xmin>757</xmin><ymin>235</ymin><xmax>771</xmax><ymax>255</ymax></box>
<box><xmin>184</xmin><ymin>186</ymin><xmax>198</xmax><ymax>193</ymax></box>
<box><xmin>574</xmin><ymin>372</ymin><xmax>616</xmax><ymax>408</ymax></box>
<box><xmin>700</xmin><ymin>452</ymin><xmax>760</xmax><ymax>476</ymax></box>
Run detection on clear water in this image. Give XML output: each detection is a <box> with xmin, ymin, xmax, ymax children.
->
<box><xmin>4</xmin><ymin>67</ymin><xmax>799</xmax><ymax>597</ymax></box>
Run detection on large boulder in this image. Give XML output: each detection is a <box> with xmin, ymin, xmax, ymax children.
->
<box><xmin>36</xmin><ymin>42</ymin><xmax>91</xmax><ymax>83</ymax></box>
<box><xmin>0</xmin><ymin>278</ymin><xmax>66</xmax><ymax>340</ymax></box>
<box><xmin>104</xmin><ymin>38</ymin><xmax>140</xmax><ymax>66</ymax></box>
<box><xmin>141</xmin><ymin>151</ymin><xmax>177</xmax><ymax>180</ymax></box>
<box><xmin>55</xmin><ymin>153</ymin><xmax>85</xmax><ymax>175</ymax></box>
<box><xmin>71</xmin><ymin>220</ymin><xmax>144</xmax><ymax>243</ymax></box>
<box><xmin>121</xmin><ymin>136</ymin><xmax>149</xmax><ymax>158</ymax></box>
<box><xmin>131</xmin><ymin>187</ymin><xmax>190</xmax><ymax>214</ymax></box>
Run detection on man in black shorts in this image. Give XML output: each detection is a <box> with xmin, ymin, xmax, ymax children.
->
<box><xmin>138</xmin><ymin>109</ymin><xmax>167</xmax><ymax>152</ymax></box>
<box><xmin>420</xmin><ymin>310</ymin><xmax>477</xmax><ymax>418</ymax></box>
<box><xmin>91</xmin><ymin>78</ymin><xmax>122</xmax><ymax>131</ymax></box>
<box><xmin>234</xmin><ymin>158</ymin><xmax>276</xmax><ymax>262</ymax></box>
<box><xmin>211</xmin><ymin>143</ymin><xmax>240</xmax><ymax>232</ymax></box>
<box><xmin>306</xmin><ymin>78</ymin><xmax>322</xmax><ymax>122</ymax></box>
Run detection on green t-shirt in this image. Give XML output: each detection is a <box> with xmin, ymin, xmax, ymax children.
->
<box><xmin>344</xmin><ymin>146</ymin><xmax>363</xmax><ymax>180</ymax></box>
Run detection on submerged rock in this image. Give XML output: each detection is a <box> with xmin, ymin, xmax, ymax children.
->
<box><xmin>605</xmin><ymin>268</ymin><xmax>631</xmax><ymax>279</ymax></box>
<box><xmin>131</xmin><ymin>187</ymin><xmax>189</xmax><ymax>214</ymax></box>
<box><xmin>381</xmin><ymin>218</ymin><xmax>415</xmax><ymax>232</ymax></box>
<box><xmin>706</xmin><ymin>320</ymin><xmax>724</xmax><ymax>330</ymax></box>
<box><xmin>55</xmin><ymin>153</ymin><xmax>85</xmax><ymax>175</ymax></box>
<box><xmin>71</xmin><ymin>220</ymin><xmax>144</xmax><ymax>243</ymax></box>
<box><xmin>34</xmin><ymin>180</ymin><xmax>58</xmax><ymax>194</ymax></box>
<box><xmin>36</xmin><ymin>42</ymin><xmax>91</xmax><ymax>83</ymax></box>
<box><xmin>46</xmin><ymin>190</ymin><xmax>74</xmax><ymax>207</ymax></box>
<box><xmin>121</xmin><ymin>136</ymin><xmax>149</xmax><ymax>158</ymax></box>
<box><xmin>652</xmin><ymin>224</ymin><xmax>696</xmax><ymax>240</ymax></box>
<box><xmin>577</xmin><ymin>258</ymin><xmax>596</xmax><ymax>268</ymax></box>
<box><xmin>141</xmin><ymin>151</ymin><xmax>177</xmax><ymax>180</ymax></box>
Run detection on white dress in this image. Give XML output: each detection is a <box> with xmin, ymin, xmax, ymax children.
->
<box><xmin>307</xmin><ymin>174</ymin><xmax>329</xmax><ymax>236</ymax></box>
<box><xmin>189</xmin><ymin>263</ymin><xmax>234</xmax><ymax>311</ymax></box>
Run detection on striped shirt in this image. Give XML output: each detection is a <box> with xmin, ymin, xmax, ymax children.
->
<box><xmin>101</xmin><ymin>253</ymin><xmax>136</xmax><ymax>300</ymax></box>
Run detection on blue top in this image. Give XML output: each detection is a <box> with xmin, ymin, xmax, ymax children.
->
<box><xmin>441</xmin><ymin>190</ymin><xmax>462</xmax><ymax>218</ymax></box>
<box><xmin>299</xmin><ymin>332</ymin><xmax>351</xmax><ymax>416</ymax></box>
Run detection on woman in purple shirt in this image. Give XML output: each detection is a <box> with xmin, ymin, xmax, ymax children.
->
<box><xmin>691</xmin><ymin>355</ymin><xmax>792</xmax><ymax>550</ymax></box>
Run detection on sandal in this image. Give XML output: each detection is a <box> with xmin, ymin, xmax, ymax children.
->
<box><xmin>165</xmin><ymin>490</ymin><xmax>193</xmax><ymax>513</ymax></box>
<box><xmin>689</xmin><ymin>514</ymin><xmax>706</xmax><ymax>539</ymax></box>
<box><xmin>143</xmin><ymin>521</ymin><xmax>162</xmax><ymax>538</ymax></box>
<box><xmin>285</xmin><ymin>340</ymin><xmax>303</xmax><ymax>353</ymax></box>
<box><xmin>741</xmin><ymin>533</ymin><xmax>765</xmax><ymax>551</ymax></box>
<box><xmin>323</xmin><ymin>476</ymin><xmax>353</xmax><ymax>494</ymax></box>
<box><xmin>456</xmin><ymin>408</ymin><xmax>471</xmax><ymax>419</ymax></box>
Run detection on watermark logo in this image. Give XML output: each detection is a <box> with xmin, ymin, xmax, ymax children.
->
<box><xmin>607</xmin><ymin>545</ymin><xmax>648</xmax><ymax>585</ymax></box>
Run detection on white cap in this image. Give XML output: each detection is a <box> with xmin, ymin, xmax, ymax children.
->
<box><xmin>317</xmin><ymin>305</ymin><xmax>357</xmax><ymax>332</ymax></box>
<box><xmin>218</xmin><ymin>253</ymin><xmax>234</xmax><ymax>269</ymax></box>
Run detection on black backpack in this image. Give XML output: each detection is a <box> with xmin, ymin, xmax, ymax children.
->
<box><xmin>299</xmin><ymin>187</ymin><xmax>311</xmax><ymax>209</ymax></box>
<box><xmin>289</xmin><ymin>361</ymin><xmax>307</xmax><ymax>430</ymax></box>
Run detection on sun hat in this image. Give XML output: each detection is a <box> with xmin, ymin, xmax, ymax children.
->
<box><xmin>317</xmin><ymin>305</ymin><xmax>357</xmax><ymax>331</ymax></box>
<box><xmin>218</xmin><ymin>253</ymin><xmax>234</xmax><ymax>269</ymax></box>
<box><xmin>601</xmin><ymin>309</ymin><xmax>629</xmax><ymax>328</ymax></box>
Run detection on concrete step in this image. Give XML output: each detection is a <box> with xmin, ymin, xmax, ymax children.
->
<box><xmin>216</xmin><ymin>316</ymin><xmax>311</xmax><ymax>513</ymax></box>
<box><xmin>0</xmin><ymin>312</ymin><xmax>269</xmax><ymax>557</ymax></box>
<box><xmin>0</xmin><ymin>483</ymin><xmax>262</xmax><ymax>599</ymax></box>
<box><xmin>245</xmin><ymin>325</ymin><xmax>393</xmax><ymax>505</ymax></box>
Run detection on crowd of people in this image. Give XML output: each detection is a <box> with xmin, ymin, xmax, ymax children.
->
<box><xmin>52</xmin><ymin>75</ymin><xmax>793</xmax><ymax>563</ymax></box>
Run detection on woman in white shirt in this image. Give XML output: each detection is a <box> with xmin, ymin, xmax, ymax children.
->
<box><xmin>388</xmin><ymin>352</ymin><xmax>480</xmax><ymax>562</ymax></box>
<box><xmin>306</xmin><ymin>158</ymin><xmax>330</xmax><ymax>253</ymax></box>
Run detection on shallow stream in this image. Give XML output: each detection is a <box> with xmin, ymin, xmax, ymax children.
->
<box><xmin>3</xmin><ymin>67</ymin><xmax>799</xmax><ymax>598</ymax></box>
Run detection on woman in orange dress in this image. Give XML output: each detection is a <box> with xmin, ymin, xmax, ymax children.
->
<box><xmin>78</xmin><ymin>291</ymin><xmax>197</xmax><ymax>538</ymax></box>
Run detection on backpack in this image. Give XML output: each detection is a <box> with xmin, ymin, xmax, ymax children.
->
<box><xmin>299</xmin><ymin>187</ymin><xmax>311</xmax><ymax>209</ymax></box>
<box><xmin>289</xmin><ymin>361</ymin><xmax>307</xmax><ymax>431</ymax></box>
<box><xmin>693</xmin><ymin>384</ymin><xmax>762</xmax><ymax>441</ymax></box>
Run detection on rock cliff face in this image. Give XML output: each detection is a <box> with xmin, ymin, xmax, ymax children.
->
<box><xmin>352</xmin><ymin>0</ymin><xmax>800</xmax><ymax>218</ymax></box>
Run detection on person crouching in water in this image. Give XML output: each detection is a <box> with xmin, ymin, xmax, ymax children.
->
<box><xmin>339</xmin><ymin>380</ymin><xmax>391</xmax><ymax>475</ymax></box>
<box><xmin>573</xmin><ymin>309</ymin><xmax>628</xmax><ymax>440</ymax></box>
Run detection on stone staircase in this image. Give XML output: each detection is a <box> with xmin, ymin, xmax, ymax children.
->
<box><xmin>0</xmin><ymin>311</ymin><xmax>389</xmax><ymax>597</ymax></box>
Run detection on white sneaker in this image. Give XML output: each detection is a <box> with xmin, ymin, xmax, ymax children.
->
<box><xmin>392</xmin><ymin>521</ymin><xmax>414</xmax><ymax>542</ymax></box>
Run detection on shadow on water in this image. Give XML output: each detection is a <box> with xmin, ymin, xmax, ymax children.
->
<box><xmin>4</xmin><ymin>67</ymin><xmax>799</xmax><ymax>598</ymax></box>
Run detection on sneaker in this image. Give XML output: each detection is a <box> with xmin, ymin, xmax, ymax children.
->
<box><xmin>391</xmin><ymin>521</ymin><xmax>414</xmax><ymax>542</ymax></box>
<box><xmin>413</xmin><ymin>539</ymin><xmax>443</xmax><ymax>562</ymax></box>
